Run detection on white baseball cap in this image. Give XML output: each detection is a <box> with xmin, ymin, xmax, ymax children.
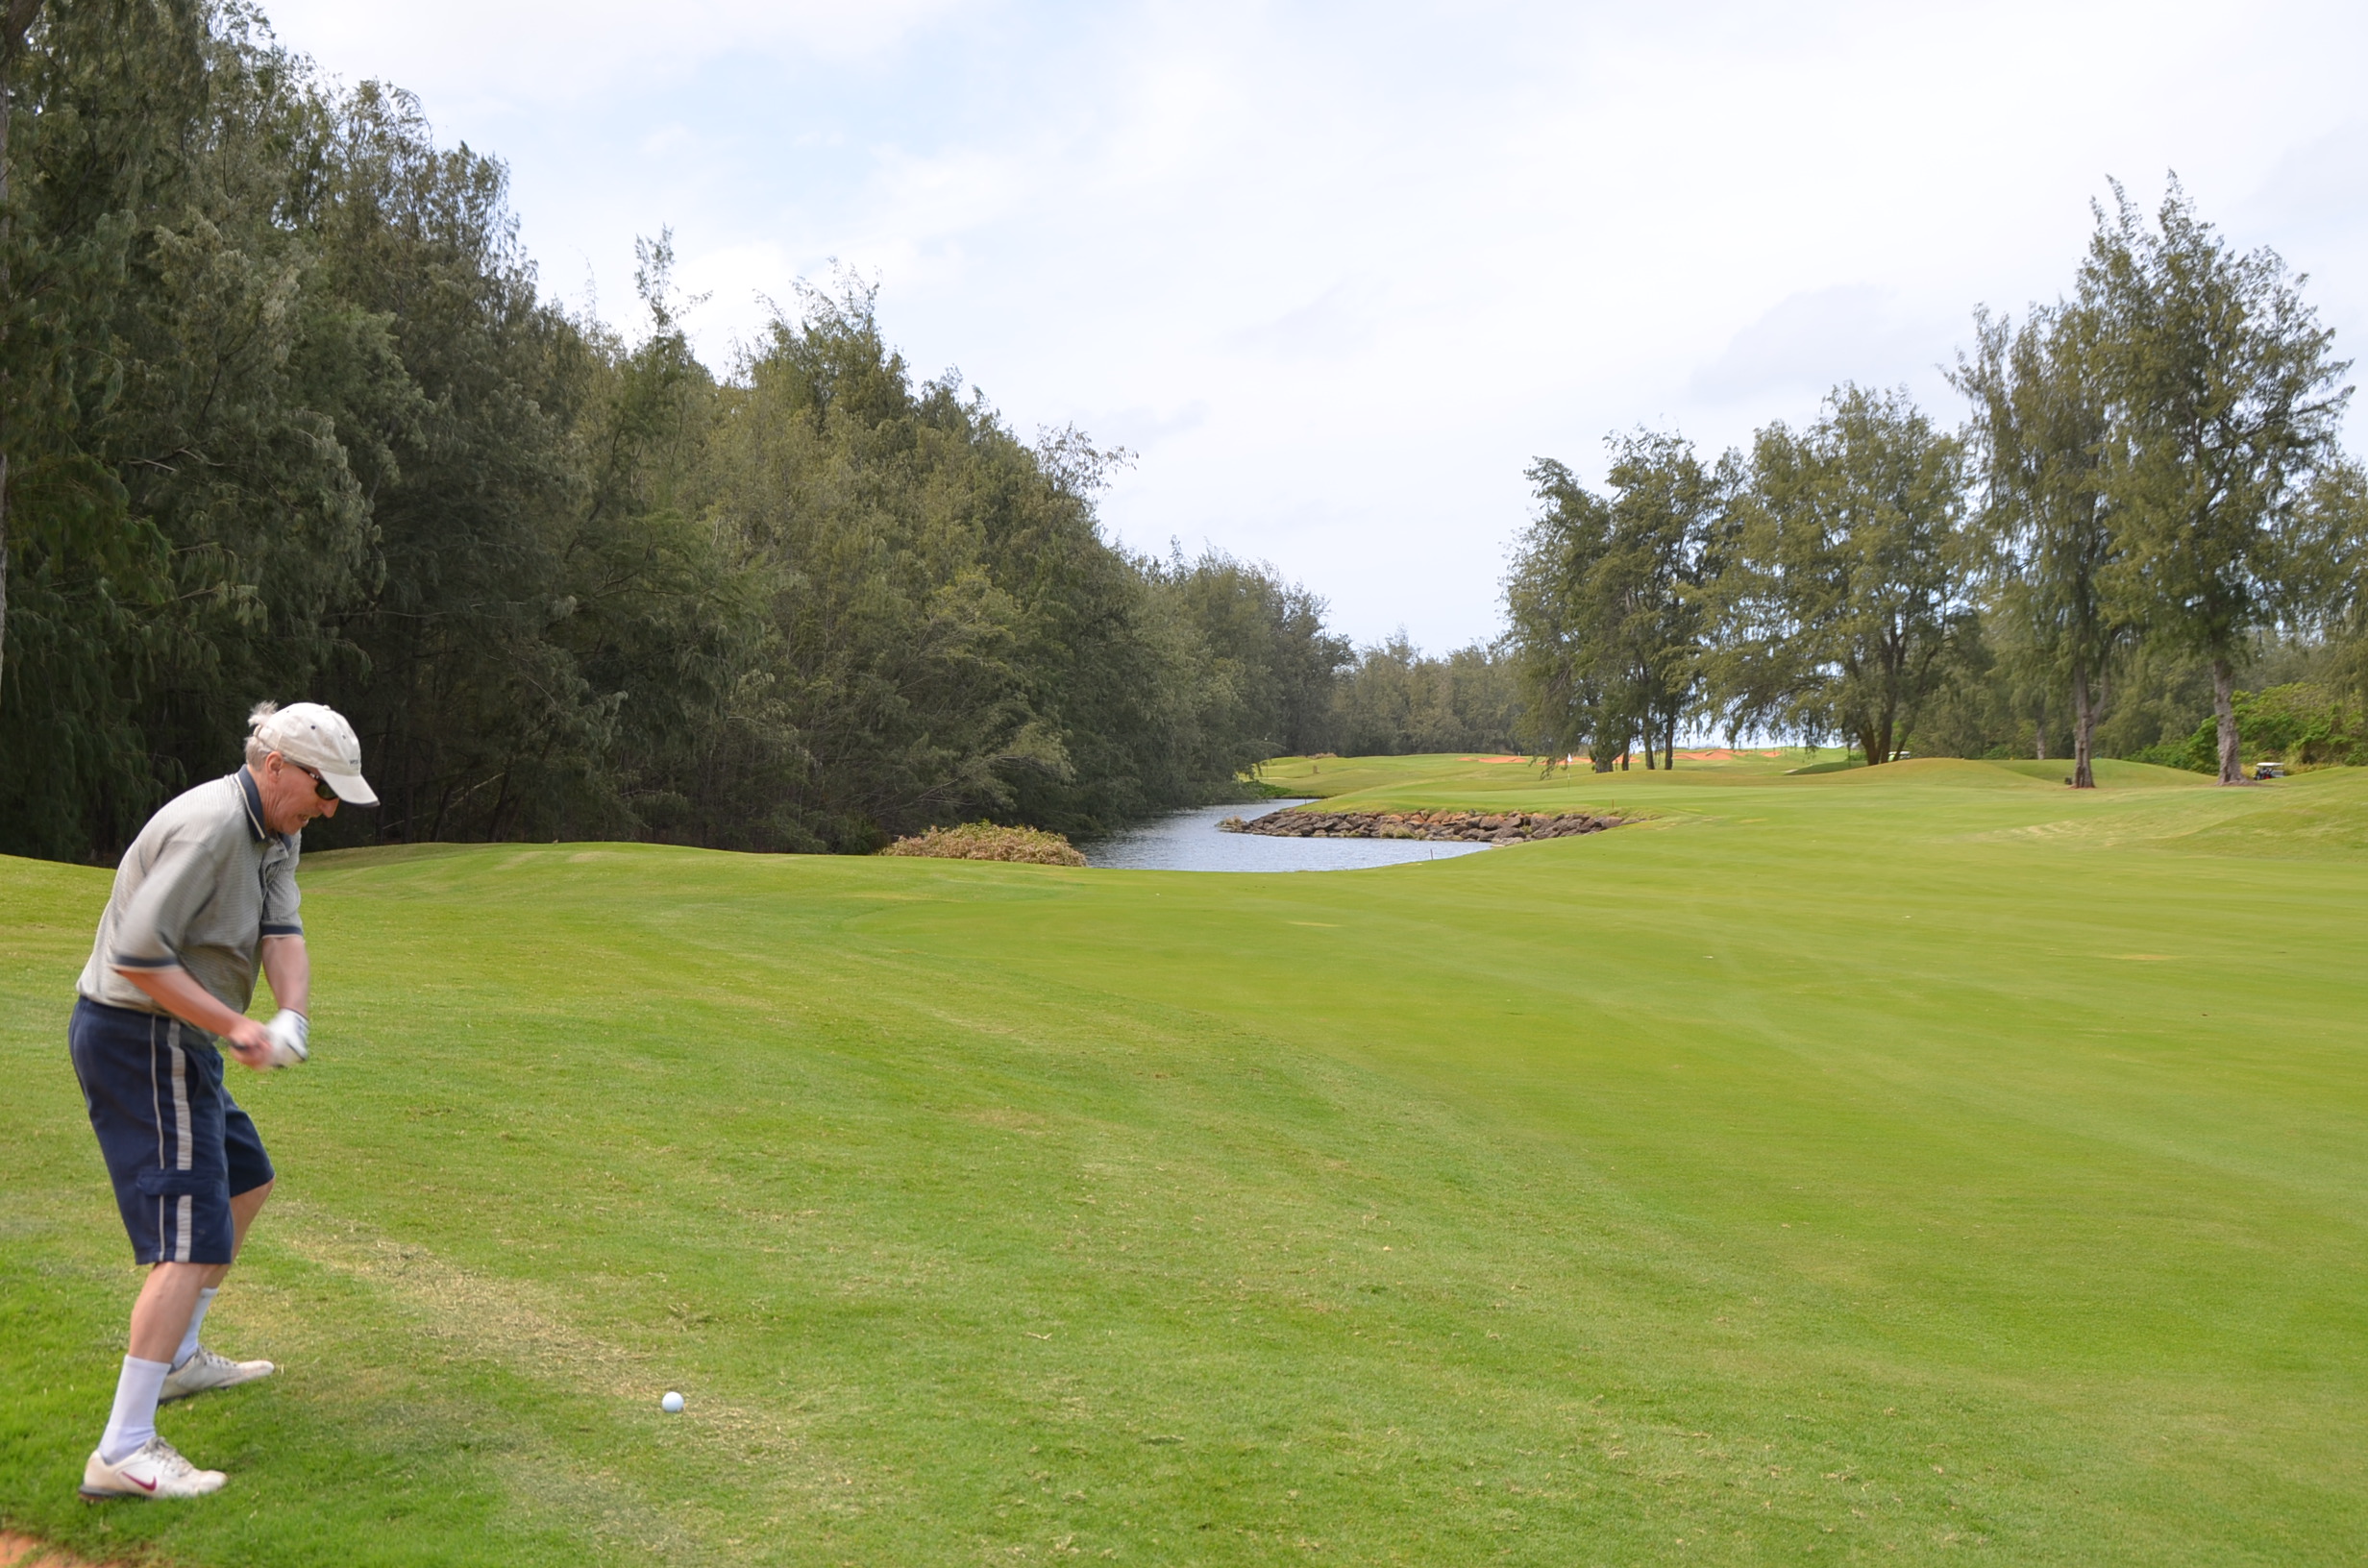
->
<box><xmin>252</xmin><ymin>701</ymin><xmax>379</xmax><ymax>806</ymax></box>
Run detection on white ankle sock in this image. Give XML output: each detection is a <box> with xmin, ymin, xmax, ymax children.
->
<box><xmin>173</xmin><ymin>1286</ymin><xmax>218</xmax><ymax>1369</ymax></box>
<box><xmin>99</xmin><ymin>1355</ymin><xmax>170</xmax><ymax>1465</ymax></box>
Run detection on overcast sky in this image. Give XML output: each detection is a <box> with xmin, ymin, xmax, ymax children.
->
<box><xmin>264</xmin><ymin>0</ymin><xmax>2368</xmax><ymax>649</ymax></box>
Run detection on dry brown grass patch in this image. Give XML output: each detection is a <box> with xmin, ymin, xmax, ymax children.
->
<box><xmin>878</xmin><ymin>822</ymin><xmax>1086</xmax><ymax>866</ymax></box>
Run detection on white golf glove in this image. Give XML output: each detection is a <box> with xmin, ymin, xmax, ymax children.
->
<box><xmin>261</xmin><ymin>1008</ymin><xmax>310</xmax><ymax>1067</ymax></box>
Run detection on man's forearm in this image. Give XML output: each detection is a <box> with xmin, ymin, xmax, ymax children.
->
<box><xmin>116</xmin><ymin>964</ymin><xmax>256</xmax><ymax>1041</ymax></box>
<box><xmin>260</xmin><ymin>934</ymin><xmax>310</xmax><ymax>1016</ymax></box>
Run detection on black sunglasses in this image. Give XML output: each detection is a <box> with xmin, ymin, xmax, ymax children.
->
<box><xmin>294</xmin><ymin>764</ymin><xmax>339</xmax><ymax>801</ymax></box>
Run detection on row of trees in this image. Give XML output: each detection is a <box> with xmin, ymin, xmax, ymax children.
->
<box><xmin>1324</xmin><ymin>634</ymin><xmax>1519</xmax><ymax>758</ymax></box>
<box><xmin>13</xmin><ymin>6</ymin><xmax>2355</xmax><ymax>868</ymax></box>
<box><xmin>1509</xmin><ymin>183</ymin><xmax>2366</xmax><ymax>785</ymax></box>
<box><xmin>0</xmin><ymin>0</ymin><xmax>1404</xmax><ymax>861</ymax></box>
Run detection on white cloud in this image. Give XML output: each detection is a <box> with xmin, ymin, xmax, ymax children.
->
<box><xmin>259</xmin><ymin>0</ymin><xmax>2368</xmax><ymax>648</ymax></box>
<box><xmin>1687</xmin><ymin>285</ymin><xmax>1956</xmax><ymax>408</ymax></box>
<box><xmin>269</xmin><ymin>0</ymin><xmax>963</xmax><ymax>107</ymax></box>
<box><xmin>2240</xmin><ymin>120</ymin><xmax>2368</xmax><ymax>249</ymax></box>
<box><xmin>1231</xmin><ymin>277</ymin><xmax>1389</xmax><ymax>362</ymax></box>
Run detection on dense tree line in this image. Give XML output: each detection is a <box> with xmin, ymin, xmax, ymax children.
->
<box><xmin>0</xmin><ymin>0</ymin><xmax>1372</xmax><ymax>861</ymax></box>
<box><xmin>1510</xmin><ymin>183</ymin><xmax>2368</xmax><ymax>782</ymax></box>
<box><xmin>1324</xmin><ymin>633</ymin><xmax>1520</xmax><ymax>758</ymax></box>
<box><xmin>14</xmin><ymin>8</ymin><xmax>2356</xmax><ymax>874</ymax></box>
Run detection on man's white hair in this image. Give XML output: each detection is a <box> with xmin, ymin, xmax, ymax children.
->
<box><xmin>243</xmin><ymin>699</ymin><xmax>282</xmax><ymax>769</ymax></box>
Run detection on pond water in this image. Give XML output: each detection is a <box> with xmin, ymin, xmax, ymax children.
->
<box><xmin>1084</xmin><ymin>799</ymin><xmax>1496</xmax><ymax>872</ymax></box>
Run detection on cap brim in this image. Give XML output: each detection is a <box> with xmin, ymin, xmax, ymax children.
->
<box><xmin>320</xmin><ymin>769</ymin><xmax>379</xmax><ymax>807</ymax></box>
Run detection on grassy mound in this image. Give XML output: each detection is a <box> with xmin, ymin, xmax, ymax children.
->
<box><xmin>878</xmin><ymin>821</ymin><xmax>1086</xmax><ymax>866</ymax></box>
<box><xmin>1980</xmin><ymin>756</ymin><xmax>2213</xmax><ymax>789</ymax></box>
<box><xmin>3</xmin><ymin>759</ymin><xmax>2364</xmax><ymax>1564</ymax></box>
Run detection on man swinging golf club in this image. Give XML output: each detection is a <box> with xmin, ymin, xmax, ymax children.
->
<box><xmin>71</xmin><ymin>700</ymin><xmax>375</xmax><ymax>1500</ymax></box>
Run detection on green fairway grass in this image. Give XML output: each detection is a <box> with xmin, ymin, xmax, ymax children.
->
<box><xmin>5</xmin><ymin>759</ymin><xmax>2365</xmax><ymax>1564</ymax></box>
<box><xmin>1257</xmin><ymin>746</ymin><xmax>1862</xmax><ymax>799</ymax></box>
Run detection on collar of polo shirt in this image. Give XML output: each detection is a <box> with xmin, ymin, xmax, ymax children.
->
<box><xmin>235</xmin><ymin>769</ymin><xmax>270</xmax><ymax>843</ymax></box>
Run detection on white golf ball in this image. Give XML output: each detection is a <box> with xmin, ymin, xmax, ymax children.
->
<box><xmin>661</xmin><ymin>1390</ymin><xmax>684</xmax><ymax>1413</ymax></box>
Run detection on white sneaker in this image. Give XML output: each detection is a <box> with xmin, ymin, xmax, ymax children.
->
<box><xmin>159</xmin><ymin>1346</ymin><xmax>276</xmax><ymax>1402</ymax></box>
<box><xmin>80</xmin><ymin>1436</ymin><xmax>226</xmax><ymax>1499</ymax></box>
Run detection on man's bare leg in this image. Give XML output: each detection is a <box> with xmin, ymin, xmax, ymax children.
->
<box><xmin>99</xmin><ymin>1175</ymin><xmax>280</xmax><ymax>1468</ymax></box>
<box><xmin>221</xmin><ymin>1178</ymin><xmax>271</xmax><ymax>1278</ymax></box>
<box><xmin>184</xmin><ymin>1181</ymin><xmax>273</xmax><ymax>1359</ymax></box>
<box><xmin>126</xmin><ymin>1179</ymin><xmax>272</xmax><ymax>1362</ymax></box>
<box><xmin>127</xmin><ymin>1265</ymin><xmax>210</xmax><ymax>1364</ymax></box>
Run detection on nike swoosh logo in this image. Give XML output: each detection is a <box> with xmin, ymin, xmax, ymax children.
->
<box><xmin>132</xmin><ymin>1474</ymin><xmax>158</xmax><ymax>1492</ymax></box>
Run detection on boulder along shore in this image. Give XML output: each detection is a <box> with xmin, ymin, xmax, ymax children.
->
<box><xmin>1218</xmin><ymin>808</ymin><xmax>1619</xmax><ymax>843</ymax></box>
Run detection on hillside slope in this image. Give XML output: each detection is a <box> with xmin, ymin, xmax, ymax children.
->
<box><xmin>3</xmin><ymin>763</ymin><xmax>2363</xmax><ymax>1565</ymax></box>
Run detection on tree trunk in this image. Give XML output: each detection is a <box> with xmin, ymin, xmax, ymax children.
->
<box><xmin>2211</xmin><ymin>657</ymin><xmax>2242</xmax><ymax>784</ymax></box>
<box><xmin>2069</xmin><ymin>657</ymin><xmax>2097</xmax><ymax>789</ymax></box>
<box><xmin>1641</xmin><ymin>742</ymin><xmax>1654</xmax><ymax>770</ymax></box>
<box><xmin>1664</xmin><ymin>716</ymin><xmax>1675</xmax><ymax>772</ymax></box>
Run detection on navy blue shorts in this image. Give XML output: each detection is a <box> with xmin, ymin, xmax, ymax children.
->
<box><xmin>68</xmin><ymin>997</ymin><xmax>274</xmax><ymax>1266</ymax></box>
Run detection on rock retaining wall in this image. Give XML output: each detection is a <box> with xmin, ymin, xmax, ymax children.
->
<box><xmin>1218</xmin><ymin>808</ymin><xmax>1618</xmax><ymax>843</ymax></box>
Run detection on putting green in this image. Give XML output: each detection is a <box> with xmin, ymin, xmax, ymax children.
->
<box><xmin>3</xmin><ymin>759</ymin><xmax>2363</xmax><ymax>1565</ymax></box>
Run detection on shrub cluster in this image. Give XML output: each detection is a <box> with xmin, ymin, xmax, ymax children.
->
<box><xmin>878</xmin><ymin>823</ymin><xmax>1088</xmax><ymax>867</ymax></box>
<box><xmin>2128</xmin><ymin>683</ymin><xmax>2367</xmax><ymax>772</ymax></box>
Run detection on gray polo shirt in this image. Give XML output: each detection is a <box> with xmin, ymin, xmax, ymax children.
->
<box><xmin>78</xmin><ymin>770</ymin><xmax>304</xmax><ymax>1021</ymax></box>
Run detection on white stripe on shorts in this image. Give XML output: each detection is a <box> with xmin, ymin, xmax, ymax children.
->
<box><xmin>169</xmin><ymin>1021</ymin><xmax>192</xmax><ymax>1170</ymax></box>
<box><xmin>148</xmin><ymin>1015</ymin><xmax>166</xmax><ymax>1250</ymax></box>
<box><xmin>148</xmin><ymin>1015</ymin><xmax>162</xmax><ymax>1161</ymax></box>
<box><xmin>166</xmin><ymin>1019</ymin><xmax>194</xmax><ymax>1262</ymax></box>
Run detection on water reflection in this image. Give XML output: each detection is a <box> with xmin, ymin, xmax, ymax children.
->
<box><xmin>1086</xmin><ymin>799</ymin><xmax>1495</xmax><ymax>872</ymax></box>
